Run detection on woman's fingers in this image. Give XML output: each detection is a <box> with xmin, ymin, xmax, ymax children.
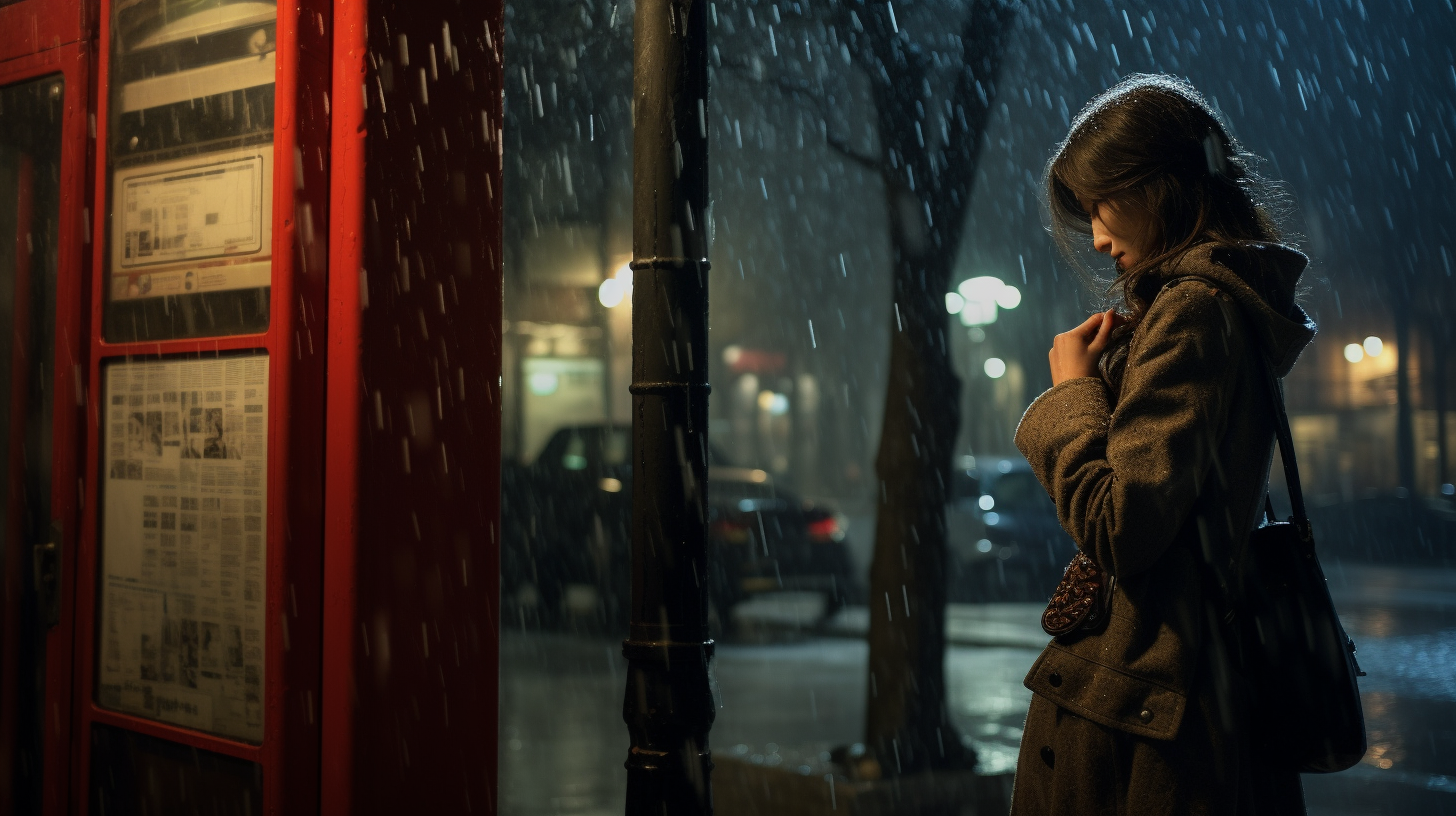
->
<box><xmin>1086</xmin><ymin>309</ymin><xmax>1116</xmax><ymax>353</ymax></box>
<box><xmin>1073</xmin><ymin>311</ymin><xmax>1106</xmax><ymax>337</ymax></box>
<box><xmin>1049</xmin><ymin>311</ymin><xmax>1121</xmax><ymax>386</ymax></box>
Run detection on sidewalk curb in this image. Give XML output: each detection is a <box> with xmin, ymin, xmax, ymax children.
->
<box><xmin>715</xmin><ymin>755</ymin><xmax>1013</xmax><ymax>816</ymax></box>
<box><xmin>735</xmin><ymin>603</ymin><xmax>1051</xmax><ymax>650</ymax></box>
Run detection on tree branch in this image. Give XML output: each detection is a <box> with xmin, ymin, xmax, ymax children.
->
<box><xmin>947</xmin><ymin>1</ymin><xmax>1018</xmax><ymax>151</ymax></box>
<box><xmin>931</xmin><ymin>0</ymin><xmax>1018</xmax><ymax>221</ymax></box>
<box><xmin>721</xmin><ymin>56</ymin><xmax>883</xmax><ymax>171</ymax></box>
<box><xmin>827</xmin><ymin>133</ymin><xmax>882</xmax><ymax>170</ymax></box>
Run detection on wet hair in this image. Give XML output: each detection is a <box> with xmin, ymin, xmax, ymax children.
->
<box><xmin>1045</xmin><ymin>74</ymin><xmax>1291</xmax><ymax>322</ymax></box>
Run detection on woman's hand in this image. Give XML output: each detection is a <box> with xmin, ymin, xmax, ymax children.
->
<box><xmin>1049</xmin><ymin>309</ymin><xmax>1125</xmax><ymax>386</ymax></box>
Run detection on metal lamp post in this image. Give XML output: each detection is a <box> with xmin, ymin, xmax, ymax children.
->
<box><xmin>622</xmin><ymin>0</ymin><xmax>714</xmax><ymax>814</ymax></box>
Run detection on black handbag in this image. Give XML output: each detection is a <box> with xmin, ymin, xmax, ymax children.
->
<box><xmin>1234</xmin><ymin>360</ymin><xmax>1367</xmax><ymax>773</ymax></box>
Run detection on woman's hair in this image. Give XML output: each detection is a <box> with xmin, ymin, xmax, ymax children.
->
<box><xmin>1045</xmin><ymin>74</ymin><xmax>1292</xmax><ymax>319</ymax></box>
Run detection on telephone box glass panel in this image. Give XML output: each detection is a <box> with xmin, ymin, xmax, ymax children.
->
<box><xmin>0</xmin><ymin>72</ymin><xmax>63</xmax><ymax>812</ymax></box>
<box><xmin>96</xmin><ymin>354</ymin><xmax>269</xmax><ymax>743</ymax></box>
<box><xmin>103</xmin><ymin>0</ymin><xmax>277</xmax><ymax>342</ymax></box>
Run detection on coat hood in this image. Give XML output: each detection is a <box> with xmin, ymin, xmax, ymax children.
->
<box><xmin>1158</xmin><ymin>242</ymin><xmax>1317</xmax><ymax>377</ymax></box>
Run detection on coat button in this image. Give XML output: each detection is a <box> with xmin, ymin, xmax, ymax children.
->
<box><xmin>1048</xmin><ymin>671</ymin><xmax>1062</xmax><ymax>688</ymax></box>
<box><xmin>1139</xmin><ymin>709</ymin><xmax>1154</xmax><ymax>724</ymax></box>
<box><xmin>1040</xmin><ymin>746</ymin><xmax>1055</xmax><ymax>768</ymax></box>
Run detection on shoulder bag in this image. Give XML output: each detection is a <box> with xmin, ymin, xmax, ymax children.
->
<box><xmin>1234</xmin><ymin>354</ymin><xmax>1367</xmax><ymax>773</ymax></box>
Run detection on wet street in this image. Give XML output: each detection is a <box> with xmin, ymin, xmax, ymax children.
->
<box><xmin>501</xmin><ymin>564</ymin><xmax>1456</xmax><ymax>815</ymax></box>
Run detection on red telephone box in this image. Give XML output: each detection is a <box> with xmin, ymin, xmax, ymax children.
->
<box><xmin>0</xmin><ymin>0</ymin><xmax>504</xmax><ymax>811</ymax></box>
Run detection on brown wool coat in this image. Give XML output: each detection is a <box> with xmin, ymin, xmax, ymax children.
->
<box><xmin>1009</xmin><ymin>243</ymin><xmax>1317</xmax><ymax>816</ymax></box>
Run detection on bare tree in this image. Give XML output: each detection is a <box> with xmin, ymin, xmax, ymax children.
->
<box><xmin>728</xmin><ymin>0</ymin><xmax>1019</xmax><ymax>776</ymax></box>
<box><xmin>839</xmin><ymin>0</ymin><xmax>1018</xmax><ymax>777</ymax></box>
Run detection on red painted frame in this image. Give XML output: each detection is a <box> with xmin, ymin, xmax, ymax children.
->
<box><xmin>0</xmin><ymin>0</ymin><xmax>91</xmax><ymax>65</ymax></box>
<box><xmin>319</xmin><ymin>0</ymin><xmax>362</xmax><ymax>807</ymax></box>
<box><xmin>323</xmin><ymin>0</ymin><xmax>504</xmax><ymax>811</ymax></box>
<box><xmin>72</xmin><ymin>0</ymin><xmax>332</xmax><ymax>813</ymax></box>
<box><xmin>0</xmin><ymin>35</ymin><xmax>92</xmax><ymax>815</ymax></box>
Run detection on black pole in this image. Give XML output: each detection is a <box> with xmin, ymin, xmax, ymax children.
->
<box><xmin>622</xmin><ymin>0</ymin><xmax>713</xmax><ymax>813</ymax></box>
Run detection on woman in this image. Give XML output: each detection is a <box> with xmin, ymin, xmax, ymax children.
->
<box><xmin>1009</xmin><ymin>74</ymin><xmax>1316</xmax><ymax>814</ymax></box>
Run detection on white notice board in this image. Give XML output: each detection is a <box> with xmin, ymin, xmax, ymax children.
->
<box><xmin>109</xmin><ymin>145</ymin><xmax>273</xmax><ymax>302</ymax></box>
<box><xmin>97</xmin><ymin>355</ymin><xmax>268</xmax><ymax>742</ymax></box>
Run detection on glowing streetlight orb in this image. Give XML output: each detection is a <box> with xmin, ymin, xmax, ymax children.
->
<box><xmin>1343</xmin><ymin>344</ymin><xmax>1364</xmax><ymax>363</ymax></box>
<box><xmin>945</xmin><ymin>292</ymin><xmax>965</xmax><ymax>314</ymax></box>
<box><xmin>984</xmin><ymin>357</ymin><xmax>1007</xmax><ymax>379</ymax></box>
<box><xmin>958</xmin><ymin>275</ymin><xmax>1005</xmax><ymax>300</ymax></box>
<box><xmin>598</xmin><ymin>278</ymin><xmax>625</xmax><ymax>308</ymax></box>
<box><xmin>954</xmin><ymin>276</ymin><xmax>1020</xmax><ymax>326</ymax></box>
<box><xmin>1363</xmin><ymin>336</ymin><xmax>1383</xmax><ymax>357</ymax></box>
<box><xmin>599</xmin><ymin>262</ymin><xmax>635</xmax><ymax>308</ymax></box>
<box><xmin>994</xmin><ymin>284</ymin><xmax>1022</xmax><ymax>310</ymax></box>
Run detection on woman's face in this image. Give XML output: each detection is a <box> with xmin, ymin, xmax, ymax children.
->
<box><xmin>1080</xmin><ymin>196</ymin><xmax>1156</xmax><ymax>271</ymax></box>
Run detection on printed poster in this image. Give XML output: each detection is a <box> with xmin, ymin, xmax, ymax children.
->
<box><xmin>97</xmin><ymin>355</ymin><xmax>268</xmax><ymax>742</ymax></box>
<box><xmin>109</xmin><ymin>145</ymin><xmax>273</xmax><ymax>302</ymax></box>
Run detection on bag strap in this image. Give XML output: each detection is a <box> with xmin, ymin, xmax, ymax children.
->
<box><xmin>1162</xmin><ymin>275</ymin><xmax>1310</xmax><ymax>536</ymax></box>
<box><xmin>1259</xmin><ymin>357</ymin><xmax>1312</xmax><ymax>538</ymax></box>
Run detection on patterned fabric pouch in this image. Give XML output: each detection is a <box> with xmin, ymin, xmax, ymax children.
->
<box><xmin>1041</xmin><ymin>552</ymin><xmax>1116</xmax><ymax>640</ymax></box>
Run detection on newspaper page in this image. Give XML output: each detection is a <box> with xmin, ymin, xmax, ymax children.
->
<box><xmin>97</xmin><ymin>355</ymin><xmax>268</xmax><ymax>743</ymax></box>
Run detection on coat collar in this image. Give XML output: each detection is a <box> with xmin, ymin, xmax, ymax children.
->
<box><xmin>1154</xmin><ymin>242</ymin><xmax>1317</xmax><ymax>377</ymax></box>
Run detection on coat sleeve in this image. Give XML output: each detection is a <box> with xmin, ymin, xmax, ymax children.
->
<box><xmin>1013</xmin><ymin>280</ymin><xmax>1243</xmax><ymax>578</ymax></box>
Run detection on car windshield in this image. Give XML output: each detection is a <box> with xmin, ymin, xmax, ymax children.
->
<box><xmin>553</xmin><ymin>427</ymin><xmax>629</xmax><ymax>471</ymax></box>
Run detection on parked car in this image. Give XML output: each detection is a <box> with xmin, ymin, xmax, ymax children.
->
<box><xmin>705</xmin><ymin>466</ymin><xmax>860</xmax><ymax>635</ymax></box>
<box><xmin>501</xmin><ymin>424</ymin><xmax>634</xmax><ymax>626</ymax></box>
<box><xmin>947</xmin><ymin>458</ymin><xmax>1076</xmax><ymax>603</ymax></box>
<box><xmin>502</xmin><ymin>424</ymin><xmax>861</xmax><ymax>634</ymax></box>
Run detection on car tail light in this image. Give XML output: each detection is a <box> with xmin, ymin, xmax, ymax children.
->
<box><xmin>807</xmin><ymin>515</ymin><xmax>844</xmax><ymax>543</ymax></box>
<box><xmin>712</xmin><ymin>519</ymin><xmax>751</xmax><ymax>544</ymax></box>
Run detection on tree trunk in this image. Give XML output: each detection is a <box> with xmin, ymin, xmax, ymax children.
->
<box><xmin>853</xmin><ymin>0</ymin><xmax>1017</xmax><ymax>777</ymax></box>
<box><xmin>865</xmin><ymin>237</ymin><xmax>966</xmax><ymax>773</ymax></box>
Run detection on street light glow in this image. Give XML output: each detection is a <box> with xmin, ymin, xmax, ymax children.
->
<box><xmin>994</xmin><ymin>284</ymin><xmax>1022</xmax><ymax>309</ymax></box>
<box><xmin>984</xmin><ymin>357</ymin><xmax>1007</xmax><ymax>378</ymax></box>
<box><xmin>1363</xmin><ymin>336</ymin><xmax>1384</xmax><ymax>357</ymax></box>
<box><xmin>599</xmin><ymin>263</ymin><xmax>635</xmax><ymax>308</ymax></box>
<box><xmin>945</xmin><ymin>291</ymin><xmax>965</xmax><ymax>314</ymax></box>
<box><xmin>1344</xmin><ymin>343</ymin><xmax>1364</xmax><ymax>363</ymax></box>
<box><xmin>598</xmin><ymin>278</ymin><xmax>625</xmax><ymax>308</ymax></box>
<box><xmin>954</xmin><ymin>275</ymin><xmax>1020</xmax><ymax>326</ymax></box>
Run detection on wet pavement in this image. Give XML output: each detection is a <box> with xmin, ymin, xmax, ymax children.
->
<box><xmin>501</xmin><ymin>564</ymin><xmax>1456</xmax><ymax>815</ymax></box>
